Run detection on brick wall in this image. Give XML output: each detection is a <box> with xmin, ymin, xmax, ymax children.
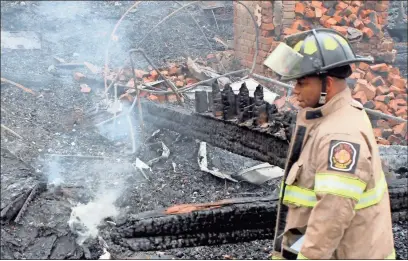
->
<box><xmin>233</xmin><ymin>0</ymin><xmax>395</xmax><ymax>76</ymax></box>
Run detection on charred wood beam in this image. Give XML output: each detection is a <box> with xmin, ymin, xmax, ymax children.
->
<box><xmin>110</xmin><ymin>196</ymin><xmax>282</xmax><ymax>252</ymax></box>
<box><xmin>109</xmin><ymin>183</ymin><xmax>407</xmax><ymax>253</ymax></box>
<box><xmin>140</xmin><ymin>101</ymin><xmax>291</xmax><ymax>168</ymax></box>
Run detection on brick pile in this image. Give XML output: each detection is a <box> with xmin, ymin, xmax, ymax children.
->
<box><xmin>349</xmin><ymin>62</ymin><xmax>407</xmax><ymax>145</ymax></box>
<box><xmin>286</xmin><ymin>0</ymin><xmax>396</xmax><ymax>63</ymax></box>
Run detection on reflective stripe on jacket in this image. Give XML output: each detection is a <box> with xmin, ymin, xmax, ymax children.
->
<box><xmin>276</xmin><ymin>87</ymin><xmax>395</xmax><ymax>260</ymax></box>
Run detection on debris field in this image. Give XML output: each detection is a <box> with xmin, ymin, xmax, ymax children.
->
<box><xmin>1</xmin><ymin>1</ymin><xmax>407</xmax><ymax>260</ymax></box>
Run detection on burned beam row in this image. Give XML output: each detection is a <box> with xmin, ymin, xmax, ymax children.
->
<box><xmin>139</xmin><ymin>98</ymin><xmax>292</xmax><ymax>168</ymax></box>
<box><xmin>196</xmin><ymin>82</ymin><xmax>286</xmax><ymax>128</ymax></box>
<box><xmin>109</xmin><ymin>197</ymin><xmax>280</xmax><ymax>252</ymax></box>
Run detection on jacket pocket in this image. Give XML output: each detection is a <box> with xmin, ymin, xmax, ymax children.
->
<box><xmin>285</xmin><ymin>159</ymin><xmax>303</xmax><ymax>185</ymax></box>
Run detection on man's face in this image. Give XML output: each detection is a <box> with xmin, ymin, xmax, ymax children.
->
<box><xmin>293</xmin><ymin>76</ymin><xmax>322</xmax><ymax>108</ymax></box>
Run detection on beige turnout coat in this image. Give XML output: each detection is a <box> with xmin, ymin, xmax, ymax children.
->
<box><xmin>277</xmin><ymin>87</ymin><xmax>395</xmax><ymax>259</ymax></box>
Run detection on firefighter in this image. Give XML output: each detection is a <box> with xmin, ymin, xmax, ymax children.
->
<box><xmin>263</xmin><ymin>28</ymin><xmax>396</xmax><ymax>259</ymax></box>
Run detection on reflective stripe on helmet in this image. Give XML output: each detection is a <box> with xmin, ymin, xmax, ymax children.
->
<box><xmin>293</xmin><ymin>40</ymin><xmax>304</xmax><ymax>52</ymax></box>
<box><xmin>323</xmin><ymin>37</ymin><xmax>339</xmax><ymax>50</ymax></box>
<box><xmin>280</xmin><ymin>172</ymin><xmax>387</xmax><ymax>209</ymax></box>
<box><xmin>304</xmin><ymin>39</ymin><xmax>318</xmax><ymax>55</ymax></box>
<box><xmin>315</xmin><ymin>173</ymin><xmax>366</xmax><ymax>201</ymax></box>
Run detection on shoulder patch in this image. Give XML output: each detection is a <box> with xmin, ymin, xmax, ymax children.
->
<box><xmin>327</xmin><ymin>140</ymin><xmax>360</xmax><ymax>174</ymax></box>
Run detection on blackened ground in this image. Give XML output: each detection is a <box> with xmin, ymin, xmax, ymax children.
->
<box><xmin>1</xmin><ymin>1</ymin><xmax>407</xmax><ymax>260</ymax></box>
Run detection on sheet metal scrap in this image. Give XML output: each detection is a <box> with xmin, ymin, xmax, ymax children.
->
<box><xmin>1</xmin><ymin>182</ymin><xmax>47</xmax><ymax>223</ymax></box>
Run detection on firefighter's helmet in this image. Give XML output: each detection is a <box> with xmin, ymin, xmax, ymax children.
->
<box><xmin>264</xmin><ymin>28</ymin><xmax>374</xmax><ymax>82</ymax></box>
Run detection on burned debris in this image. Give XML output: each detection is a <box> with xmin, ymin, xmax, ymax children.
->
<box><xmin>1</xmin><ymin>0</ymin><xmax>407</xmax><ymax>260</ymax></box>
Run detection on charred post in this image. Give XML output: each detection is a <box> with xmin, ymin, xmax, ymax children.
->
<box><xmin>237</xmin><ymin>82</ymin><xmax>251</xmax><ymax>123</ymax></box>
<box><xmin>253</xmin><ymin>85</ymin><xmax>268</xmax><ymax>126</ymax></box>
<box><xmin>195</xmin><ymin>91</ymin><xmax>209</xmax><ymax>113</ymax></box>
<box><xmin>221</xmin><ymin>83</ymin><xmax>236</xmax><ymax>120</ymax></box>
<box><xmin>212</xmin><ymin>82</ymin><xmax>223</xmax><ymax>118</ymax></box>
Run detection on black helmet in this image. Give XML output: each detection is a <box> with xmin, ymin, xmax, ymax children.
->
<box><xmin>264</xmin><ymin>28</ymin><xmax>374</xmax><ymax>104</ymax></box>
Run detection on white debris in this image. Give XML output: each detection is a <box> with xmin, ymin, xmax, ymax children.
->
<box><xmin>197</xmin><ymin>142</ymin><xmax>238</xmax><ymax>182</ymax></box>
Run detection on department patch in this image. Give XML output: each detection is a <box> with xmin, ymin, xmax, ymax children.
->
<box><xmin>327</xmin><ymin>140</ymin><xmax>360</xmax><ymax>173</ymax></box>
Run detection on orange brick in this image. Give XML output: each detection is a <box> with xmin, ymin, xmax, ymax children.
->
<box><xmin>387</xmin><ymin>92</ymin><xmax>395</xmax><ymax>100</ymax></box>
<box><xmin>186</xmin><ymin>78</ymin><xmax>198</xmax><ymax>85</ymax></box>
<box><xmin>392</xmin><ymin>77</ymin><xmax>407</xmax><ymax>89</ymax></box>
<box><xmin>373</xmin><ymin>128</ymin><xmax>383</xmax><ymax>137</ymax></box>
<box><xmin>365</xmin><ymin>71</ymin><xmax>376</xmax><ymax>82</ymax></box>
<box><xmin>320</xmin><ymin>15</ymin><xmax>330</xmax><ymax>24</ymax></box>
<box><xmin>376</xmin><ymin>86</ymin><xmax>390</xmax><ymax>96</ymax></box>
<box><xmin>261</xmin><ymin>23</ymin><xmax>275</xmax><ymax>30</ymax></box>
<box><xmin>389</xmin><ymin>67</ymin><xmax>400</xmax><ymax>76</ymax></box>
<box><xmin>358</xmin><ymin>62</ymin><xmax>370</xmax><ymax>71</ymax></box>
<box><xmin>350</xmin><ymin>72</ymin><xmax>360</xmax><ymax>79</ymax></box>
<box><xmin>353</xmin><ymin>19</ymin><xmax>364</xmax><ymax>29</ymax></box>
<box><xmin>395</xmin><ymin>108</ymin><xmax>408</xmax><ymax>117</ymax></box>
<box><xmin>305</xmin><ymin>8</ymin><xmax>316</xmax><ymax>18</ymax></box>
<box><xmin>74</xmin><ymin>72</ymin><xmax>85</xmax><ymax>81</ymax></box>
<box><xmin>353</xmin><ymin>91</ymin><xmax>368</xmax><ymax>105</ymax></box>
<box><xmin>336</xmin><ymin>1</ymin><xmax>348</xmax><ymax>10</ymax></box>
<box><xmin>362</xmin><ymin>27</ymin><xmax>374</xmax><ymax>38</ymax></box>
<box><xmin>315</xmin><ymin>7</ymin><xmax>323</xmax><ymax>18</ymax></box>
<box><xmin>283</xmin><ymin>28</ymin><xmax>299</xmax><ymax>35</ymax></box>
<box><xmin>311</xmin><ymin>1</ymin><xmax>322</xmax><ymax>8</ymax></box>
<box><xmin>348</xmin><ymin>13</ymin><xmax>358</xmax><ymax>22</ymax></box>
<box><xmin>355</xmin><ymin>68</ymin><xmax>366</xmax><ymax>78</ymax></box>
<box><xmin>331</xmin><ymin>26</ymin><xmax>348</xmax><ymax>36</ymax></box>
<box><xmin>374</xmin><ymin>101</ymin><xmax>389</xmax><ymax>113</ymax></box>
<box><xmin>175</xmin><ymin>81</ymin><xmax>184</xmax><ymax>87</ymax></box>
<box><xmin>134</xmin><ymin>69</ymin><xmax>149</xmax><ymax>78</ymax></box>
<box><xmin>354</xmin><ymin>79</ymin><xmax>376</xmax><ymax>100</ymax></box>
<box><xmin>370</xmin><ymin>63</ymin><xmax>388</xmax><ymax>72</ymax></box>
<box><xmin>326</xmin><ymin>17</ymin><xmax>338</xmax><ymax>26</ymax></box>
<box><xmin>377</xmin><ymin>137</ymin><xmax>390</xmax><ymax>145</ymax></box>
<box><xmin>393</xmin><ymin>122</ymin><xmax>407</xmax><ymax>137</ymax></box>
<box><xmin>395</xmin><ymin>98</ymin><xmax>408</xmax><ymax>106</ymax></box>
<box><xmin>375</xmin><ymin>3</ymin><xmax>388</xmax><ymax>12</ymax></box>
<box><xmin>150</xmin><ymin>70</ymin><xmax>159</xmax><ymax>80</ymax></box>
<box><xmin>371</xmin><ymin>76</ymin><xmax>386</xmax><ymax>87</ymax></box>
<box><xmin>295</xmin><ymin>2</ymin><xmax>305</xmax><ymax>14</ymax></box>
<box><xmin>375</xmin><ymin>95</ymin><xmax>391</xmax><ymax>104</ymax></box>
<box><xmin>351</xmin><ymin>1</ymin><xmax>362</xmax><ymax>7</ymax></box>
<box><xmin>389</xmin><ymin>85</ymin><xmax>404</xmax><ymax>94</ymax></box>
<box><xmin>388</xmin><ymin>134</ymin><xmax>403</xmax><ymax>145</ymax></box>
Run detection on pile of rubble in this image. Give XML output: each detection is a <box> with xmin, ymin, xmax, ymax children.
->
<box><xmin>285</xmin><ymin>0</ymin><xmax>396</xmax><ymax>63</ymax></box>
<box><xmin>349</xmin><ymin>61</ymin><xmax>407</xmax><ymax>145</ymax></box>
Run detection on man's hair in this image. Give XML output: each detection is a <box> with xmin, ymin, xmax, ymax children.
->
<box><xmin>326</xmin><ymin>65</ymin><xmax>352</xmax><ymax>79</ymax></box>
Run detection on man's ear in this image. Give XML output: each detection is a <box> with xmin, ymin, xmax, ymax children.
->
<box><xmin>325</xmin><ymin>76</ymin><xmax>335</xmax><ymax>94</ymax></box>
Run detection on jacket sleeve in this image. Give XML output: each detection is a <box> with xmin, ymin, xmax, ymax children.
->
<box><xmin>297</xmin><ymin>133</ymin><xmax>372</xmax><ymax>260</ymax></box>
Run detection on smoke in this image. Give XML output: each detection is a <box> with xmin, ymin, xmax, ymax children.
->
<box><xmin>68</xmin><ymin>187</ymin><xmax>120</xmax><ymax>245</ymax></box>
<box><xmin>46</xmin><ymin>157</ymin><xmax>65</xmax><ymax>186</ymax></box>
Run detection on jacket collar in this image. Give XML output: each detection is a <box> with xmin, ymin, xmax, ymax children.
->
<box><xmin>298</xmin><ymin>87</ymin><xmax>352</xmax><ymax>122</ymax></box>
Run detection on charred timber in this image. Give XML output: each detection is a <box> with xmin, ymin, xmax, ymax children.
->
<box><xmin>110</xmin><ymin>196</ymin><xmax>282</xmax><ymax>252</ymax></box>
<box><xmin>139</xmin><ymin>101</ymin><xmax>294</xmax><ymax>168</ymax></box>
<box><xmin>109</xmin><ymin>180</ymin><xmax>406</xmax><ymax>253</ymax></box>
